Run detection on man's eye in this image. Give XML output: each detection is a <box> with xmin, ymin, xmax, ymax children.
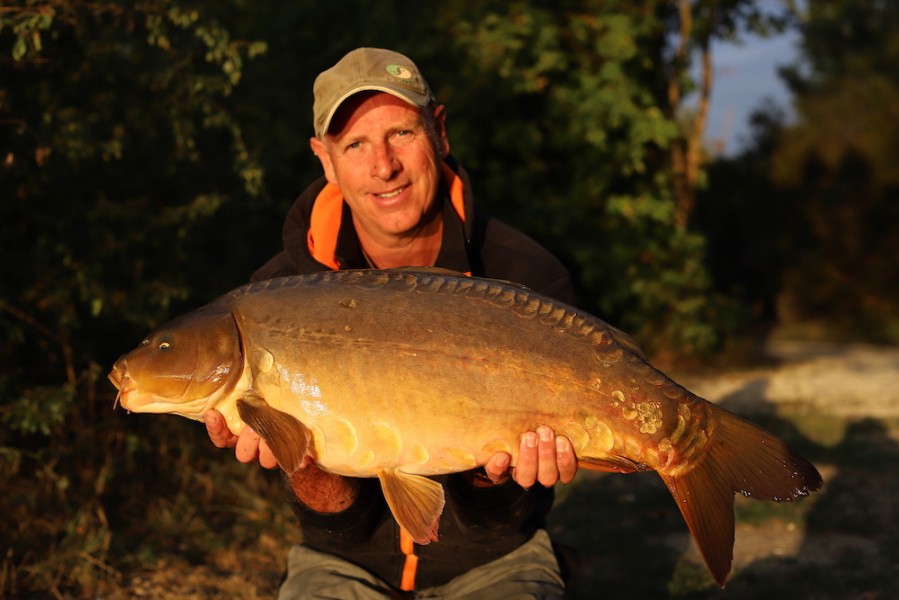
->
<box><xmin>393</xmin><ymin>130</ymin><xmax>415</xmax><ymax>145</ymax></box>
<box><xmin>345</xmin><ymin>141</ymin><xmax>362</xmax><ymax>151</ymax></box>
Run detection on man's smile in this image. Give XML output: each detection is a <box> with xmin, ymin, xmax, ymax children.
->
<box><xmin>374</xmin><ymin>185</ymin><xmax>408</xmax><ymax>200</ymax></box>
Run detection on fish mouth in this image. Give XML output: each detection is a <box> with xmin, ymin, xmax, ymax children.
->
<box><xmin>107</xmin><ymin>361</ymin><xmax>135</xmax><ymax>410</ymax></box>
<box><xmin>106</xmin><ymin>360</ymin><xmax>211</xmax><ymax>418</ymax></box>
<box><xmin>108</xmin><ymin>362</ymin><xmax>124</xmax><ymax>390</ymax></box>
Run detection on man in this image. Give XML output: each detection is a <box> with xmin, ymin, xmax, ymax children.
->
<box><xmin>205</xmin><ymin>48</ymin><xmax>579</xmax><ymax>598</ymax></box>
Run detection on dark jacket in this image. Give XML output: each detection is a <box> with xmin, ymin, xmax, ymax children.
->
<box><xmin>253</xmin><ymin>158</ymin><xmax>576</xmax><ymax>589</ymax></box>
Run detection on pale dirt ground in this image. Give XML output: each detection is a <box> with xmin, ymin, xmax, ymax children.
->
<box><xmin>96</xmin><ymin>341</ymin><xmax>899</xmax><ymax>599</ymax></box>
<box><xmin>681</xmin><ymin>340</ymin><xmax>899</xmax><ymax>420</ymax></box>
<box><xmin>661</xmin><ymin>341</ymin><xmax>899</xmax><ymax>598</ymax></box>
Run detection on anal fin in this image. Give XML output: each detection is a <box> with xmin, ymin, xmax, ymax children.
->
<box><xmin>377</xmin><ymin>469</ymin><xmax>445</xmax><ymax>545</ymax></box>
<box><xmin>578</xmin><ymin>455</ymin><xmax>644</xmax><ymax>474</ymax></box>
<box><xmin>236</xmin><ymin>394</ymin><xmax>311</xmax><ymax>474</ymax></box>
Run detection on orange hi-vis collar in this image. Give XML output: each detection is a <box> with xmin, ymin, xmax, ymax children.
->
<box><xmin>306</xmin><ymin>162</ymin><xmax>467</xmax><ymax>270</ymax></box>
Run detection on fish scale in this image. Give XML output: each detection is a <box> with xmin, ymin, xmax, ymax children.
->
<box><xmin>108</xmin><ymin>267</ymin><xmax>822</xmax><ymax>587</ymax></box>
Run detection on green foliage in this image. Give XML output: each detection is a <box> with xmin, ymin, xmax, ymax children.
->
<box><xmin>701</xmin><ymin>0</ymin><xmax>899</xmax><ymax>343</ymax></box>
<box><xmin>430</xmin><ymin>1</ymin><xmax>725</xmax><ymax>356</ymax></box>
<box><xmin>0</xmin><ymin>1</ymin><xmax>281</xmax><ymax>595</ymax></box>
<box><xmin>1</xmin><ymin>2</ymin><xmax>55</xmax><ymax>61</ymax></box>
<box><xmin>666</xmin><ymin>558</ymin><xmax>717</xmax><ymax>596</ymax></box>
<box><xmin>3</xmin><ymin>384</ymin><xmax>72</xmax><ymax>436</ymax></box>
<box><xmin>1</xmin><ymin>0</ymin><xmax>270</xmax><ymax>394</ymax></box>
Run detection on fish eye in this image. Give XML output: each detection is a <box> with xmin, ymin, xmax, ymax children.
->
<box><xmin>158</xmin><ymin>337</ymin><xmax>173</xmax><ymax>351</ymax></box>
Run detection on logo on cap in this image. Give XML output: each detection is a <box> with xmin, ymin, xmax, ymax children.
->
<box><xmin>386</xmin><ymin>64</ymin><xmax>413</xmax><ymax>79</ymax></box>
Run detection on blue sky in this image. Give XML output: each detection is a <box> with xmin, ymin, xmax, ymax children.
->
<box><xmin>703</xmin><ymin>29</ymin><xmax>800</xmax><ymax>155</ymax></box>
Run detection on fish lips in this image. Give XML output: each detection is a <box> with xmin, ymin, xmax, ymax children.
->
<box><xmin>108</xmin><ymin>357</ymin><xmax>138</xmax><ymax>410</ymax></box>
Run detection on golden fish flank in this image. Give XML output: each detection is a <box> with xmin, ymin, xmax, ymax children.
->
<box><xmin>636</xmin><ymin>402</ymin><xmax>663</xmax><ymax>434</ymax></box>
<box><xmin>443</xmin><ymin>447</ymin><xmax>478</xmax><ymax>470</ymax></box>
<box><xmin>107</xmin><ymin>268</ymin><xmax>822</xmax><ymax>587</ymax></box>
<box><xmin>411</xmin><ymin>444</ymin><xmax>430</xmax><ymax>464</ymax></box>
<box><xmin>657</xmin><ymin>404</ymin><xmax>710</xmax><ymax>473</ymax></box>
<box><xmin>371</xmin><ymin>423</ymin><xmax>403</xmax><ymax>460</ymax></box>
<box><xmin>334</xmin><ymin>418</ymin><xmax>359</xmax><ymax>454</ymax></box>
<box><xmin>326</xmin><ymin>418</ymin><xmax>438</xmax><ymax>472</ymax></box>
<box><xmin>479</xmin><ymin>438</ymin><xmax>513</xmax><ymax>457</ymax></box>
<box><xmin>560</xmin><ymin>421</ymin><xmax>590</xmax><ymax>451</ymax></box>
<box><xmin>610</xmin><ymin>389</ymin><xmax>663</xmax><ymax>435</ymax></box>
<box><xmin>359</xmin><ymin>450</ymin><xmax>376</xmax><ymax>468</ymax></box>
<box><xmin>252</xmin><ymin>347</ymin><xmax>275</xmax><ymax>374</ymax></box>
<box><xmin>575</xmin><ymin>412</ymin><xmax>615</xmax><ymax>455</ymax></box>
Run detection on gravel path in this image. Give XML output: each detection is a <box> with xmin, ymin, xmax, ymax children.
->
<box><xmin>681</xmin><ymin>341</ymin><xmax>899</xmax><ymax>419</ymax></box>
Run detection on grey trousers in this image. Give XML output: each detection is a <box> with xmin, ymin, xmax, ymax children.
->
<box><xmin>277</xmin><ymin>529</ymin><xmax>566</xmax><ymax>599</ymax></box>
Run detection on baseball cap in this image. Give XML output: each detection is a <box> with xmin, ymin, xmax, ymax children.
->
<box><xmin>313</xmin><ymin>47</ymin><xmax>436</xmax><ymax>138</ymax></box>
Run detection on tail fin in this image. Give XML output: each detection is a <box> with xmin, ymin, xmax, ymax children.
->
<box><xmin>660</xmin><ymin>408</ymin><xmax>822</xmax><ymax>587</ymax></box>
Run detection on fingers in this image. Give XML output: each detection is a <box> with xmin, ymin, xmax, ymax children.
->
<box><xmin>205</xmin><ymin>410</ymin><xmax>279</xmax><ymax>469</ymax></box>
<box><xmin>512</xmin><ymin>426</ymin><xmax>577</xmax><ymax>489</ymax></box>
<box><xmin>483</xmin><ymin>452</ymin><xmax>512</xmax><ymax>484</ymax></box>
<box><xmin>229</xmin><ymin>426</ymin><xmax>277</xmax><ymax>469</ymax></box>
<box><xmin>555</xmin><ymin>435</ymin><xmax>577</xmax><ymax>484</ymax></box>
<box><xmin>535</xmin><ymin>426</ymin><xmax>560</xmax><ymax>487</ymax></box>
<box><xmin>513</xmin><ymin>431</ymin><xmax>540</xmax><ymax>489</ymax></box>
<box><xmin>205</xmin><ymin>409</ymin><xmax>238</xmax><ymax>448</ymax></box>
<box><xmin>258</xmin><ymin>439</ymin><xmax>279</xmax><ymax>470</ymax></box>
<box><xmin>235</xmin><ymin>427</ymin><xmax>262</xmax><ymax>463</ymax></box>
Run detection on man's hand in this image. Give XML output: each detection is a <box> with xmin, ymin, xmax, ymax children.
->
<box><xmin>483</xmin><ymin>425</ymin><xmax>577</xmax><ymax>488</ymax></box>
<box><xmin>204</xmin><ymin>408</ymin><xmax>279</xmax><ymax>469</ymax></box>
<box><xmin>205</xmin><ymin>408</ymin><xmax>357</xmax><ymax>512</ymax></box>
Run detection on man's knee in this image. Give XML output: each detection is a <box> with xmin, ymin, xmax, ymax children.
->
<box><xmin>278</xmin><ymin>545</ymin><xmax>399</xmax><ymax>600</ymax></box>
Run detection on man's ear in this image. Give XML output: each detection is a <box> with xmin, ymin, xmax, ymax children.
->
<box><xmin>432</xmin><ymin>104</ymin><xmax>450</xmax><ymax>158</ymax></box>
<box><xmin>309</xmin><ymin>137</ymin><xmax>338</xmax><ymax>183</ymax></box>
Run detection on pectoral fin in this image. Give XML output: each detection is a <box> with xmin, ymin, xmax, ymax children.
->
<box><xmin>236</xmin><ymin>393</ymin><xmax>311</xmax><ymax>474</ymax></box>
<box><xmin>377</xmin><ymin>469</ymin><xmax>445</xmax><ymax>545</ymax></box>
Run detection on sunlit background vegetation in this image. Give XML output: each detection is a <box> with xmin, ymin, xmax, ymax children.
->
<box><xmin>2</xmin><ymin>0</ymin><xmax>897</xmax><ymax>597</ymax></box>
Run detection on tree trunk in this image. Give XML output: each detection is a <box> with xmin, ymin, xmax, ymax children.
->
<box><xmin>669</xmin><ymin>0</ymin><xmax>714</xmax><ymax>231</ymax></box>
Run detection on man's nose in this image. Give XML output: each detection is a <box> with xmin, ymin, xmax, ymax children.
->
<box><xmin>370</xmin><ymin>143</ymin><xmax>399</xmax><ymax>179</ymax></box>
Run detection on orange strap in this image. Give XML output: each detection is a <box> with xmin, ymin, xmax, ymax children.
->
<box><xmin>440</xmin><ymin>161</ymin><xmax>467</xmax><ymax>226</ymax></box>
<box><xmin>306</xmin><ymin>162</ymin><xmax>468</xmax><ymax>271</ymax></box>
<box><xmin>399</xmin><ymin>528</ymin><xmax>418</xmax><ymax>591</ymax></box>
<box><xmin>306</xmin><ymin>182</ymin><xmax>344</xmax><ymax>270</ymax></box>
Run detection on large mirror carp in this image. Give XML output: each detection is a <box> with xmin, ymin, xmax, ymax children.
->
<box><xmin>108</xmin><ymin>268</ymin><xmax>822</xmax><ymax>586</ymax></box>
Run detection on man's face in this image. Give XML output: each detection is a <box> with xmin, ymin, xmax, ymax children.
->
<box><xmin>310</xmin><ymin>92</ymin><xmax>449</xmax><ymax>243</ymax></box>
